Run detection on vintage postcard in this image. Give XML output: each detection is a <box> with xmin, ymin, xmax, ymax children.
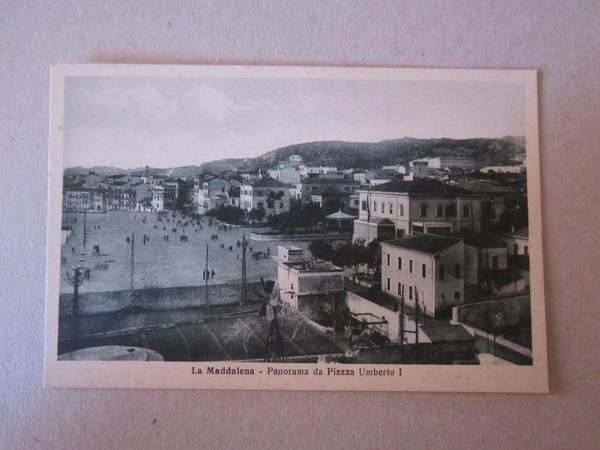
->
<box><xmin>45</xmin><ymin>64</ymin><xmax>548</xmax><ymax>392</ymax></box>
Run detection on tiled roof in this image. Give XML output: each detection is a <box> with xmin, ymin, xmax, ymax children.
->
<box><xmin>457</xmin><ymin>232</ymin><xmax>507</xmax><ymax>248</ymax></box>
<box><xmin>369</xmin><ymin>179</ymin><xmax>475</xmax><ymax>196</ymax></box>
<box><xmin>384</xmin><ymin>234</ymin><xmax>461</xmax><ymax>254</ymax></box>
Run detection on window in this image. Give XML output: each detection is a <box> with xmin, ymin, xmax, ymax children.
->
<box><xmin>389</xmin><ymin>203</ymin><xmax>393</xmax><ymax>214</ymax></box>
<box><xmin>492</xmin><ymin>255</ymin><xmax>498</xmax><ymax>270</ymax></box>
<box><xmin>409</xmin><ymin>286</ymin><xmax>413</xmax><ymax>300</ymax></box>
<box><xmin>361</xmin><ymin>200</ymin><xmax>367</xmax><ymax>211</ymax></box>
<box><xmin>445</xmin><ymin>203</ymin><xmax>456</xmax><ymax>217</ymax></box>
<box><xmin>397</xmin><ymin>257</ymin><xmax>402</xmax><ymax>270</ymax></box>
<box><xmin>381</xmin><ymin>202</ymin><xmax>385</xmax><ymax>213</ymax></box>
<box><xmin>420</xmin><ymin>204</ymin><xmax>428</xmax><ymax>217</ymax></box>
<box><xmin>409</xmin><ymin>260</ymin><xmax>413</xmax><ymax>273</ymax></box>
<box><xmin>439</xmin><ymin>265</ymin><xmax>445</xmax><ymax>281</ymax></box>
<box><xmin>454</xmin><ymin>264</ymin><xmax>461</xmax><ymax>278</ymax></box>
<box><xmin>422</xmin><ymin>263</ymin><xmax>426</xmax><ymax>278</ymax></box>
<box><xmin>524</xmin><ymin>245</ymin><xmax>528</xmax><ymax>255</ymax></box>
<box><xmin>400</xmin><ymin>204</ymin><xmax>404</xmax><ymax>216</ymax></box>
<box><xmin>437</xmin><ymin>205</ymin><xmax>443</xmax><ymax>217</ymax></box>
<box><xmin>454</xmin><ymin>291</ymin><xmax>461</xmax><ymax>300</ymax></box>
<box><xmin>373</xmin><ymin>201</ymin><xmax>377</xmax><ymax>212</ymax></box>
<box><xmin>513</xmin><ymin>243</ymin><xmax>519</xmax><ymax>254</ymax></box>
<box><xmin>397</xmin><ymin>282</ymin><xmax>402</xmax><ymax>296</ymax></box>
<box><xmin>279</xmin><ymin>202</ymin><xmax>284</xmax><ymax>209</ymax></box>
<box><xmin>463</xmin><ymin>204</ymin><xmax>470</xmax><ymax>217</ymax></box>
<box><xmin>386</xmin><ymin>277</ymin><xmax>390</xmax><ymax>291</ymax></box>
<box><xmin>386</xmin><ymin>253</ymin><xmax>390</xmax><ymax>266</ymax></box>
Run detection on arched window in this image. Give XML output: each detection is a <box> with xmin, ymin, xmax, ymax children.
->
<box><xmin>463</xmin><ymin>204</ymin><xmax>470</xmax><ymax>218</ymax></box>
<box><xmin>436</xmin><ymin>204</ymin><xmax>443</xmax><ymax>217</ymax></box>
<box><xmin>400</xmin><ymin>204</ymin><xmax>404</xmax><ymax>216</ymax></box>
<box><xmin>445</xmin><ymin>203</ymin><xmax>457</xmax><ymax>217</ymax></box>
<box><xmin>420</xmin><ymin>204</ymin><xmax>428</xmax><ymax>217</ymax></box>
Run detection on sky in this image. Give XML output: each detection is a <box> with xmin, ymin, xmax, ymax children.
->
<box><xmin>63</xmin><ymin>75</ymin><xmax>526</xmax><ymax>169</ymax></box>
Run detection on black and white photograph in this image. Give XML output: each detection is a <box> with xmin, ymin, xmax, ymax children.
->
<box><xmin>45</xmin><ymin>65</ymin><xmax>547</xmax><ymax>392</ymax></box>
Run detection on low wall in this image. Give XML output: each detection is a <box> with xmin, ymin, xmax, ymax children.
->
<box><xmin>59</xmin><ymin>282</ymin><xmax>263</xmax><ymax>316</ymax></box>
<box><xmin>346</xmin><ymin>291</ymin><xmax>400</xmax><ymax>343</ymax></box>
<box><xmin>250</xmin><ymin>232</ymin><xmax>352</xmax><ymax>242</ymax></box>
<box><xmin>452</xmin><ymin>295</ymin><xmax>530</xmax><ymax>331</ymax></box>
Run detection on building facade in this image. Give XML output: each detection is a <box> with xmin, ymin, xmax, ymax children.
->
<box><xmin>240</xmin><ymin>178</ymin><xmax>291</xmax><ymax>217</ymax></box>
<box><xmin>381</xmin><ymin>235</ymin><xmax>465</xmax><ymax>317</ymax></box>
<box><xmin>353</xmin><ymin>179</ymin><xmax>483</xmax><ymax>245</ymax></box>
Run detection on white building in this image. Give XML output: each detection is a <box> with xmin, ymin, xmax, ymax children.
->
<box><xmin>277</xmin><ymin>246</ymin><xmax>345</xmax><ymax>311</ymax></box>
<box><xmin>381</xmin><ymin>235</ymin><xmax>465</xmax><ymax>317</ymax></box>
<box><xmin>240</xmin><ymin>178</ymin><xmax>291</xmax><ymax>217</ymax></box>
<box><xmin>353</xmin><ymin>179</ymin><xmax>483</xmax><ymax>245</ymax></box>
<box><xmin>197</xmin><ymin>178</ymin><xmax>231</xmax><ymax>214</ymax></box>
<box><xmin>298</xmin><ymin>165</ymin><xmax>338</xmax><ymax>177</ymax></box>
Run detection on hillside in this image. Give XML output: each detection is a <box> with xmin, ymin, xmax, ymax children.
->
<box><xmin>233</xmin><ymin>136</ymin><xmax>526</xmax><ymax>172</ymax></box>
<box><xmin>64</xmin><ymin>136</ymin><xmax>525</xmax><ymax>176</ymax></box>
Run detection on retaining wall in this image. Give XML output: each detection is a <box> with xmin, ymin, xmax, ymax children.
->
<box><xmin>59</xmin><ymin>281</ymin><xmax>263</xmax><ymax>316</ymax></box>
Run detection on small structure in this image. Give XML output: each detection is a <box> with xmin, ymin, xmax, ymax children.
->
<box><xmin>325</xmin><ymin>209</ymin><xmax>356</xmax><ymax>232</ymax></box>
<box><xmin>276</xmin><ymin>246</ymin><xmax>345</xmax><ymax>312</ymax></box>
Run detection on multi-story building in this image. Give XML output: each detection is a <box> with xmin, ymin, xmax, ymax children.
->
<box><xmin>277</xmin><ymin>246</ymin><xmax>345</xmax><ymax>311</ymax></box>
<box><xmin>298</xmin><ymin>165</ymin><xmax>338</xmax><ymax>177</ymax></box>
<box><xmin>353</xmin><ymin>179</ymin><xmax>483</xmax><ymax>245</ymax></box>
<box><xmin>197</xmin><ymin>178</ymin><xmax>231</xmax><ymax>214</ymax></box>
<box><xmin>381</xmin><ymin>235</ymin><xmax>465</xmax><ymax>317</ymax></box>
<box><xmin>240</xmin><ymin>178</ymin><xmax>291</xmax><ymax>217</ymax></box>
<box><xmin>100</xmin><ymin>182</ymin><xmax>136</xmax><ymax>211</ymax></box>
<box><xmin>63</xmin><ymin>189</ymin><xmax>92</xmax><ymax>211</ymax></box>
<box><xmin>267</xmin><ymin>166</ymin><xmax>301</xmax><ymax>184</ymax></box>
<box><xmin>151</xmin><ymin>185</ymin><xmax>164</xmax><ymax>211</ymax></box>
<box><xmin>411</xmin><ymin>156</ymin><xmax>478</xmax><ymax>171</ymax></box>
<box><xmin>295</xmin><ymin>175</ymin><xmax>360</xmax><ymax>204</ymax></box>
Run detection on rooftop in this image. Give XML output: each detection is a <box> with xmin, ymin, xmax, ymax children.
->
<box><xmin>284</xmin><ymin>259</ymin><xmax>344</xmax><ymax>273</ymax></box>
<box><xmin>248</xmin><ymin>178</ymin><xmax>289</xmax><ymax>188</ymax></box>
<box><xmin>383</xmin><ymin>234</ymin><xmax>462</xmax><ymax>255</ymax></box>
<box><xmin>456</xmin><ymin>232</ymin><xmax>507</xmax><ymax>249</ymax></box>
<box><xmin>420</xmin><ymin>325</ymin><xmax>474</xmax><ymax>343</ymax></box>
<box><xmin>364</xmin><ymin>178</ymin><xmax>476</xmax><ymax>196</ymax></box>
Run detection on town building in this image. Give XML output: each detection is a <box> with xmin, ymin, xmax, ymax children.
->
<box><xmin>295</xmin><ymin>175</ymin><xmax>360</xmax><ymax>204</ymax></box>
<box><xmin>64</xmin><ymin>189</ymin><xmax>92</xmax><ymax>211</ymax></box>
<box><xmin>298</xmin><ymin>165</ymin><xmax>338</xmax><ymax>177</ymax></box>
<box><xmin>100</xmin><ymin>182</ymin><xmax>136</xmax><ymax>211</ymax></box>
<box><xmin>382</xmin><ymin>164</ymin><xmax>407</xmax><ymax>174</ymax></box>
<box><xmin>411</xmin><ymin>156</ymin><xmax>478</xmax><ymax>171</ymax></box>
<box><xmin>197</xmin><ymin>178</ymin><xmax>231</xmax><ymax>214</ymax></box>
<box><xmin>500</xmin><ymin>227</ymin><xmax>529</xmax><ymax>256</ymax></box>
<box><xmin>267</xmin><ymin>166</ymin><xmax>301</xmax><ymax>184</ymax></box>
<box><xmin>240</xmin><ymin>178</ymin><xmax>291</xmax><ymax>217</ymax></box>
<box><xmin>277</xmin><ymin>246</ymin><xmax>345</xmax><ymax>312</ymax></box>
<box><xmin>228</xmin><ymin>187</ymin><xmax>240</xmax><ymax>207</ymax></box>
<box><xmin>381</xmin><ymin>235</ymin><xmax>465</xmax><ymax>317</ymax></box>
<box><xmin>353</xmin><ymin>179</ymin><xmax>483</xmax><ymax>245</ymax></box>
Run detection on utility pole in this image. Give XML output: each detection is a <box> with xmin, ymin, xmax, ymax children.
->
<box><xmin>399</xmin><ymin>291</ymin><xmax>405</xmax><ymax>363</ymax></box>
<box><xmin>240</xmin><ymin>232</ymin><xmax>247</xmax><ymax>306</ymax></box>
<box><xmin>66</xmin><ymin>266</ymin><xmax>88</xmax><ymax>344</ymax></box>
<box><xmin>82</xmin><ymin>208</ymin><xmax>89</xmax><ymax>252</ymax></box>
<box><xmin>129</xmin><ymin>232</ymin><xmax>135</xmax><ymax>308</ymax></box>
<box><xmin>415</xmin><ymin>287</ymin><xmax>420</xmax><ymax>364</ymax></box>
<box><xmin>205</xmin><ymin>244</ymin><xmax>210</xmax><ymax>307</ymax></box>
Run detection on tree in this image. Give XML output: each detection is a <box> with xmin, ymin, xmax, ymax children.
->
<box><xmin>309</xmin><ymin>240</ymin><xmax>334</xmax><ymax>260</ymax></box>
<box><xmin>248</xmin><ymin>207</ymin><xmax>266</xmax><ymax>223</ymax></box>
<box><xmin>331</xmin><ymin>243</ymin><xmax>368</xmax><ymax>275</ymax></box>
<box><xmin>206</xmin><ymin>205</ymin><xmax>245</xmax><ymax>224</ymax></box>
<box><xmin>366</xmin><ymin>238</ymin><xmax>384</xmax><ymax>277</ymax></box>
<box><xmin>223</xmin><ymin>318</ymin><xmax>256</xmax><ymax>358</ymax></box>
<box><xmin>278</xmin><ymin>303</ymin><xmax>308</xmax><ymax>343</ymax></box>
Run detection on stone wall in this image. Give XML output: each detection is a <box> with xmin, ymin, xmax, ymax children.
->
<box><xmin>452</xmin><ymin>295</ymin><xmax>531</xmax><ymax>331</ymax></box>
<box><xmin>59</xmin><ymin>281</ymin><xmax>263</xmax><ymax>316</ymax></box>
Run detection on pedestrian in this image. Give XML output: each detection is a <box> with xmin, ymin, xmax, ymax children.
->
<box><xmin>211</xmin><ymin>269</ymin><xmax>215</xmax><ymax>279</ymax></box>
<box><xmin>71</xmin><ymin>246</ymin><xmax>75</xmax><ymax>255</ymax></box>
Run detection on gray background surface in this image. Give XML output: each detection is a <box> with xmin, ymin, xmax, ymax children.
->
<box><xmin>1</xmin><ymin>1</ymin><xmax>599</xmax><ymax>449</ymax></box>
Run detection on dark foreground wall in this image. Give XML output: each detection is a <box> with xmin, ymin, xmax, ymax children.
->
<box><xmin>452</xmin><ymin>295</ymin><xmax>531</xmax><ymax>331</ymax></box>
<box><xmin>59</xmin><ymin>282</ymin><xmax>263</xmax><ymax>316</ymax></box>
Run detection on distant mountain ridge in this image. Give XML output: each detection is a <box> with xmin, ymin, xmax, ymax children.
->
<box><xmin>64</xmin><ymin>136</ymin><xmax>525</xmax><ymax>176</ymax></box>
